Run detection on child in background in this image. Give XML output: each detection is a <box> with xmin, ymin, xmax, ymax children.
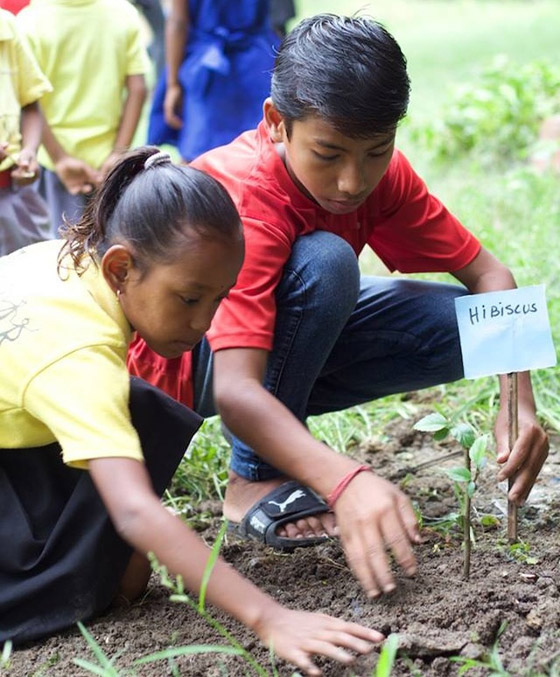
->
<box><xmin>131</xmin><ymin>0</ymin><xmax>165</xmax><ymax>80</ymax></box>
<box><xmin>148</xmin><ymin>0</ymin><xmax>278</xmax><ymax>162</ymax></box>
<box><xmin>0</xmin><ymin>147</ymin><xmax>383</xmax><ymax>677</ymax></box>
<box><xmin>129</xmin><ymin>14</ymin><xmax>549</xmax><ymax>599</ymax></box>
<box><xmin>0</xmin><ymin>8</ymin><xmax>51</xmax><ymax>256</ymax></box>
<box><xmin>0</xmin><ymin>0</ymin><xmax>30</xmax><ymax>14</ymax></box>
<box><xmin>17</xmin><ymin>0</ymin><xmax>148</xmax><ymax>233</ymax></box>
<box><xmin>269</xmin><ymin>0</ymin><xmax>295</xmax><ymax>37</ymax></box>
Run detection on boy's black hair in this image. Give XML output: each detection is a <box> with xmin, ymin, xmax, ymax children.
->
<box><xmin>59</xmin><ymin>146</ymin><xmax>242</xmax><ymax>275</ymax></box>
<box><xmin>271</xmin><ymin>13</ymin><xmax>410</xmax><ymax>137</ymax></box>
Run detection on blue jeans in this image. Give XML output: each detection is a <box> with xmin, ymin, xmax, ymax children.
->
<box><xmin>192</xmin><ymin>231</ymin><xmax>467</xmax><ymax>481</ymax></box>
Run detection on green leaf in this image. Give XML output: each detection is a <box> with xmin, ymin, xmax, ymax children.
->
<box><xmin>413</xmin><ymin>413</ymin><xmax>449</xmax><ymax>433</ymax></box>
<box><xmin>445</xmin><ymin>467</ymin><xmax>472</xmax><ymax>483</ymax></box>
<box><xmin>198</xmin><ymin>520</ymin><xmax>227</xmax><ymax>613</ymax></box>
<box><xmin>76</xmin><ymin>622</ymin><xmax>116</xmax><ymax>671</ymax></box>
<box><xmin>481</xmin><ymin>514</ymin><xmax>500</xmax><ymax>528</ymax></box>
<box><xmin>469</xmin><ymin>435</ymin><xmax>489</xmax><ymax>468</ymax></box>
<box><xmin>1</xmin><ymin>640</ymin><xmax>12</xmax><ymax>669</ymax></box>
<box><xmin>134</xmin><ymin>646</ymin><xmax>245</xmax><ymax>665</ymax></box>
<box><xmin>467</xmin><ymin>481</ymin><xmax>476</xmax><ymax>498</ymax></box>
<box><xmin>451</xmin><ymin>423</ymin><xmax>476</xmax><ymax>449</ymax></box>
<box><xmin>376</xmin><ymin>633</ymin><xmax>399</xmax><ymax>677</ymax></box>
<box><xmin>433</xmin><ymin>428</ymin><xmax>449</xmax><ymax>442</ymax></box>
<box><xmin>71</xmin><ymin>658</ymin><xmax>118</xmax><ymax>677</ymax></box>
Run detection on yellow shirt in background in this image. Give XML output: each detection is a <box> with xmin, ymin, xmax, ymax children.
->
<box><xmin>0</xmin><ymin>9</ymin><xmax>51</xmax><ymax>172</ymax></box>
<box><xmin>17</xmin><ymin>0</ymin><xmax>149</xmax><ymax>171</ymax></box>
<box><xmin>0</xmin><ymin>240</ymin><xmax>144</xmax><ymax>468</ymax></box>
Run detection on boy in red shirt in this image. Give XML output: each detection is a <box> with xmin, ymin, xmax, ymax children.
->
<box><xmin>129</xmin><ymin>14</ymin><xmax>548</xmax><ymax>599</ymax></box>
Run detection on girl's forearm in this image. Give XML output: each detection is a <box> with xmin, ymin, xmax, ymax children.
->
<box><xmin>89</xmin><ymin>458</ymin><xmax>279</xmax><ymax>632</ymax></box>
<box><xmin>116</xmin><ymin>493</ymin><xmax>280</xmax><ymax>631</ymax></box>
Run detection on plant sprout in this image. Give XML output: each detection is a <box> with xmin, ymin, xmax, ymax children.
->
<box><xmin>413</xmin><ymin>412</ymin><xmax>490</xmax><ymax>579</ymax></box>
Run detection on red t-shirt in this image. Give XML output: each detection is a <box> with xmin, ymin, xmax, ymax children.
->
<box><xmin>128</xmin><ymin>120</ymin><xmax>481</xmax><ymax>405</ymax></box>
<box><xmin>0</xmin><ymin>0</ymin><xmax>30</xmax><ymax>13</ymax></box>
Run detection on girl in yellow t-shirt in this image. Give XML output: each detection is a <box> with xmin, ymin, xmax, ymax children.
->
<box><xmin>0</xmin><ymin>146</ymin><xmax>382</xmax><ymax>675</ymax></box>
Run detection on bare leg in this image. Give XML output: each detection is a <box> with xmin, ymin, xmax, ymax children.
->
<box><xmin>114</xmin><ymin>551</ymin><xmax>151</xmax><ymax>605</ymax></box>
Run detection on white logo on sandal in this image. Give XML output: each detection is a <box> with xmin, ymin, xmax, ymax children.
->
<box><xmin>268</xmin><ymin>489</ymin><xmax>305</xmax><ymax>513</ymax></box>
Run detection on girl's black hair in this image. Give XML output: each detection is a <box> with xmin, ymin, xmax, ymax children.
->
<box><xmin>58</xmin><ymin>146</ymin><xmax>242</xmax><ymax>274</ymax></box>
<box><xmin>271</xmin><ymin>14</ymin><xmax>410</xmax><ymax>137</ymax></box>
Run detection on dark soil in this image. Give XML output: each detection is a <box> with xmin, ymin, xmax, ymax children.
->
<box><xmin>6</xmin><ymin>416</ymin><xmax>560</xmax><ymax>677</ymax></box>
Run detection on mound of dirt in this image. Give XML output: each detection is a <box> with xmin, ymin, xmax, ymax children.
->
<box><xmin>8</xmin><ymin>416</ymin><xmax>560</xmax><ymax>676</ymax></box>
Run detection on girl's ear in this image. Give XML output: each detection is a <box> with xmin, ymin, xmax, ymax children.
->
<box><xmin>263</xmin><ymin>98</ymin><xmax>286</xmax><ymax>143</ymax></box>
<box><xmin>101</xmin><ymin>245</ymin><xmax>135</xmax><ymax>294</ymax></box>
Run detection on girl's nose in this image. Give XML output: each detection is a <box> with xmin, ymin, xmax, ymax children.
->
<box><xmin>190</xmin><ymin>306</ymin><xmax>214</xmax><ymax>334</ymax></box>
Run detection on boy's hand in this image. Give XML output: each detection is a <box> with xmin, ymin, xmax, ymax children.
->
<box><xmin>164</xmin><ymin>83</ymin><xmax>183</xmax><ymax>129</ymax></box>
<box><xmin>11</xmin><ymin>148</ymin><xmax>40</xmax><ymax>186</ymax></box>
<box><xmin>254</xmin><ymin>605</ymin><xmax>383</xmax><ymax>676</ymax></box>
<box><xmin>334</xmin><ymin>472</ymin><xmax>420</xmax><ymax>598</ymax></box>
<box><xmin>495</xmin><ymin>404</ymin><xmax>548</xmax><ymax>505</ymax></box>
<box><xmin>55</xmin><ymin>156</ymin><xmax>101</xmax><ymax>195</ymax></box>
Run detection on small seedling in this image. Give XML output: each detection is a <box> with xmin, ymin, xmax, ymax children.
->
<box><xmin>413</xmin><ymin>412</ymin><xmax>490</xmax><ymax>579</ymax></box>
<box><xmin>499</xmin><ymin>538</ymin><xmax>540</xmax><ymax>565</ymax></box>
<box><xmin>451</xmin><ymin>621</ymin><xmax>509</xmax><ymax>676</ymax></box>
<box><xmin>1</xmin><ymin>640</ymin><xmax>12</xmax><ymax>670</ymax></box>
<box><xmin>374</xmin><ymin>633</ymin><xmax>400</xmax><ymax>677</ymax></box>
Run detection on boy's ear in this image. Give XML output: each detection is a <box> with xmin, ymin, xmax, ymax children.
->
<box><xmin>101</xmin><ymin>245</ymin><xmax>135</xmax><ymax>294</ymax></box>
<box><xmin>263</xmin><ymin>98</ymin><xmax>286</xmax><ymax>142</ymax></box>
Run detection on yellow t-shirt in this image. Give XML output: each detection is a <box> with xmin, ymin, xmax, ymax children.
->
<box><xmin>17</xmin><ymin>0</ymin><xmax>149</xmax><ymax>171</ymax></box>
<box><xmin>0</xmin><ymin>9</ymin><xmax>52</xmax><ymax>172</ymax></box>
<box><xmin>0</xmin><ymin>239</ymin><xmax>144</xmax><ymax>468</ymax></box>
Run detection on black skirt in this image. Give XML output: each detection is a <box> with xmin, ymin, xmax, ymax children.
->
<box><xmin>0</xmin><ymin>377</ymin><xmax>202</xmax><ymax>644</ymax></box>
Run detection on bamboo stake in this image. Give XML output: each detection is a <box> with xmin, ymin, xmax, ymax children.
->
<box><xmin>507</xmin><ymin>372</ymin><xmax>519</xmax><ymax>543</ymax></box>
<box><xmin>463</xmin><ymin>445</ymin><xmax>471</xmax><ymax>579</ymax></box>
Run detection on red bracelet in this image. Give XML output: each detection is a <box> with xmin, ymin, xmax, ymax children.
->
<box><xmin>327</xmin><ymin>464</ymin><xmax>371</xmax><ymax>509</ymax></box>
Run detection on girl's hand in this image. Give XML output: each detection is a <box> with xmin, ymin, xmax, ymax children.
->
<box><xmin>254</xmin><ymin>605</ymin><xmax>383</xmax><ymax>675</ymax></box>
<box><xmin>164</xmin><ymin>83</ymin><xmax>183</xmax><ymax>129</ymax></box>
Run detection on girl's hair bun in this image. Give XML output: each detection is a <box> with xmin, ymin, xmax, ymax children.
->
<box><xmin>144</xmin><ymin>151</ymin><xmax>172</xmax><ymax>170</ymax></box>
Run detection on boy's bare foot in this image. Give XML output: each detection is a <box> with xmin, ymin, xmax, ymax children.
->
<box><xmin>223</xmin><ymin>471</ymin><xmax>337</xmax><ymax>540</ymax></box>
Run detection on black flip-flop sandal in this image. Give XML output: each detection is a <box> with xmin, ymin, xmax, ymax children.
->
<box><xmin>229</xmin><ymin>480</ymin><xmax>332</xmax><ymax>551</ymax></box>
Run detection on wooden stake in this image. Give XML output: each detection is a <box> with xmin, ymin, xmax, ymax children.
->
<box><xmin>507</xmin><ymin>372</ymin><xmax>519</xmax><ymax>543</ymax></box>
<box><xmin>463</xmin><ymin>446</ymin><xmax>471</xmax><ymax>580</ymax></box>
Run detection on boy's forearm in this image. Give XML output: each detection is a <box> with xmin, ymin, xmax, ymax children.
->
<box><xmin>498</xmin><ymin>370</ymin><xmax>536</xmax><ymax>412</ymax></box>
<box><xmin>112</xmin><ymin>74</ymin><xmax>147</xmax><ymax>152</ymax></box>
<box><xmin>20</xmin><ymin>101</ymin><xmax>43</xmax><ymax>153</ymax></box>
<box><xmin>217</xmin><ymin>378</ymin><xmax>358</xmax><ymax>497</ymax></box>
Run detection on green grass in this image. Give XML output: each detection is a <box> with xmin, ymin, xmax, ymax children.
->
<box><xmin>294</xmin><ymin>0</ymin><xmax>560</xmax><ymax>123</ymax></box>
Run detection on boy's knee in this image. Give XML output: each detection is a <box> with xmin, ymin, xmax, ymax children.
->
<box><xmin>290</xmin><ymin>231</ymin><xmax>360</xmax><ymax>299</ymax></box>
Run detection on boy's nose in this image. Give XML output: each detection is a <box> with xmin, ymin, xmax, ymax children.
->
<box><xmin>337</xmin><ymin>165</ymin><xmax>368</xmax><ymax>196</ymax></box>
